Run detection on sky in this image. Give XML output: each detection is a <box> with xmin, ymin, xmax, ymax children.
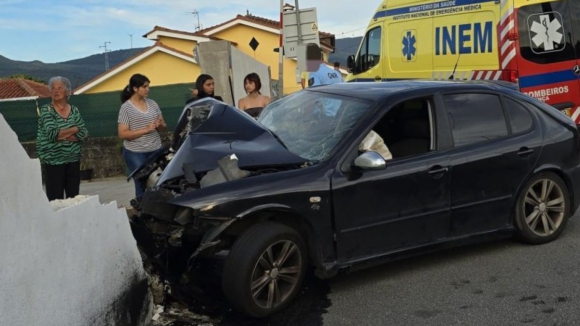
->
<box><xmin>0</xmin><ymin>0</ymin><xmax>380</xmax><ymax>63</ymax></box>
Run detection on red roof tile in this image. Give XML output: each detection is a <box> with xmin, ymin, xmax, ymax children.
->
<box><xmin>143</xmin><ymin>25</ymin><xmax>233</xmax><ymax>43</ymax></box>
<box><xmin>0</xmin><ymin>78</ymin><xmax>51</xmax><ymax>99</ymax></box>
<box><xmin>143</xmin><ymin>25</ymin><xmax>199</xmax><ymax>38</ymax></box>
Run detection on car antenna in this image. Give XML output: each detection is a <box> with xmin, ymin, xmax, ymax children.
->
<box><xmin>449</xmin><ymin>41</ymin><xmax>464</xmax><ymax>80</ymax></box>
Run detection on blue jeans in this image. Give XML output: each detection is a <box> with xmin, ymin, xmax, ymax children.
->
<box><xmin>123</xmin><ymin>148</ymin><xmax>160</xmax><ymax>198</ymax></box>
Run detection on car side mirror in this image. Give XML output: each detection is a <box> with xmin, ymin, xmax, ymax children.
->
<box><xmin>354</xmin><ymin>152</ymin><xmax>386</xmax><ymax>171</ymax></box>
<box><xmin>347</xmin><ymin>55</ymin><xmax>356</xmax><ymax>73</ymax></box>
<box><xmin>367</xmin><ymin>55</ymin><xmax>375</xmax><ymax>68</ymax></box>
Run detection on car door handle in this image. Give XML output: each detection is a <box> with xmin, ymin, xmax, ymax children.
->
<box><xmin>428</xmin><ymin>166</ymin><xmax>449</xmax><ymax>175</ymax></box>
<box><xmin>517</xmin><ymin>147</ymin><xmax>534</xmax><ymax>157</ymax></box>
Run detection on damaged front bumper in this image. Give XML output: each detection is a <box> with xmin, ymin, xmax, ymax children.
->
<box><xmin>129</xmin><ymin>203</ymin><xmax>237</xmax><ymax>304</ymax></box>
<box><xmin>130</xmin><ymin>198</ymin><xmax>237</xmax><ymax>273</ymax></box>
<box><xmin>131</xmin><ymin>154</ymin><xmax>253</xmax><ymax>268</ymax></box>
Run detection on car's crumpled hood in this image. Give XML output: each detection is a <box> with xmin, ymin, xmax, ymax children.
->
<box><xmin>155</xmin><ymin>99</ymin><xmax>307</xmax><ymax>185</ymax></box>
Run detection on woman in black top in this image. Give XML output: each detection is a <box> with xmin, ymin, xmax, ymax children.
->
<box><xmin>186</xmin><ymin>74</ymin><xmax>223</xmax><ymax>104</ymax></box>
<box><xmin>237</xmin><ymin>72</ymin><xmax>271</xmax><ymax>118</ymax></box>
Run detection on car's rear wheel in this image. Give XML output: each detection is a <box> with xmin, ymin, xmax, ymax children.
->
<box><xmin>514</xmin><ymin>172</ymin><xmax>570</xmax><ymax>244</ymax></box>
<box><xmin>222</xmin><ymin>222</ymin><xmax>307</xmax><ymax>317</ymax></box>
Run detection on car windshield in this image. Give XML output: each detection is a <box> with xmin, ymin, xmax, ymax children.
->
<box><xmin>258</xmin><ymin>91</ymin><xmax>373</xmax><ymax>162</ymax></box>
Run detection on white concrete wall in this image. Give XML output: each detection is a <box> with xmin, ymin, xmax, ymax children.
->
<box><xmin>197</xmin><ymin>40</ymin><xmax>272</xmax><ymax>107</ymax></box>
<box><xmin>0</xmin><ymin>114</ymin><xmax>151</xmax><ymax>326</ymax></box>
<box><xmin>230</xmin><ymin>45</ymin><xmax>272</xmax><ymax>105</ymax></box>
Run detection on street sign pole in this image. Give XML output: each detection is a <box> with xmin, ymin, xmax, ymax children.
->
<box><xmin>278</xmin><ymin>0</ymin><xmax>284</xmax><ymax>99</ymax></box>
<box><xmin>282</xmin><ymin>7</ymin><xmax>319</xmax><ymax>58</ymax></box>
<box><xmin>294</xmin><ymin>0</ymin><xmax>304</xmax><ymax>85</ymax></box>
<box><xmin>295</xmin><ymin>0</ymin><xmax>303</xmax><ymax>43</ymax></box>
<box><xmin>279</xmin><ymin>2</ymin><xmax>319</xmax><ymax>96</ymax></box>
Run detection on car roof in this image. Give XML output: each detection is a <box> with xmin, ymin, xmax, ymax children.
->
<box><xmin>305</xmin><ymin>80</ymin><xmax>512</xmax><ymax>101</ymax></box>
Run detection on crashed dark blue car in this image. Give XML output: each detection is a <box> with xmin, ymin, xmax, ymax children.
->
<box><xmin>130</xmin><ymin>81</ymin><xmax>580</xmax><ymax>317</ymax></box>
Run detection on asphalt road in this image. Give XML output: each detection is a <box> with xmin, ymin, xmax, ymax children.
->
<box><xmin>323</xmin><ymin>216</ymin><xmax>580</xmax><ymax>326</ymax></box>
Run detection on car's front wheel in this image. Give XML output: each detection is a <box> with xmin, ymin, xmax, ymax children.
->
<box><xmin>514</xmin><ymin>172</ymin><xmax>570</xmax><ymax>244</ymax></box>
<box><xmin>222</xmin><ymin>222</ymin><xmax>307</xmax><ymax>317</ymax></box>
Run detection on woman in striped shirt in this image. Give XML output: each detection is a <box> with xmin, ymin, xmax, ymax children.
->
<box><xmin>117</xmin><ymin>74</ymin><xmax>166</xmax><ymax>199</ymax></box>
<box><xmin>36</xmin><ymin>76</ymin><xmax>88</xmax><ymax>201</ymax></box>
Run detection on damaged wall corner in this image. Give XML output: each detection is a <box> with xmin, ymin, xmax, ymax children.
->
<box><xmin>0</xmin><ymin>113</ymin><xmax>152</xmax><ymax>326</ymax></box>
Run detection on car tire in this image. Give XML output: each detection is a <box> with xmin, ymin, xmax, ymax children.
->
<box><xmin>514</xmin><ymin>172</ymin><xmax>570</xmax><ymax>244</ymax></box>
<box><xmin>222</xmin><ymin>222</ymin><xmax>307</xmax><ymax>317</ymax></box>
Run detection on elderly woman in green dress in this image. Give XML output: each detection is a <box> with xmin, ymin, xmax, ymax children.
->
<box><xmin>36</xmin><ymin>76</ymin><xmax>88</xmax><ymax>201</ymax></box>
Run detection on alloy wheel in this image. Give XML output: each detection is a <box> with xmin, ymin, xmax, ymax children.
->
<box><xmin>523</xmin><ymin>178</ymin><xmax>566</xmax><ymax>237</ymax></box>
<box><xmin>250</xmin><ymin>240</ymin><xmax>303</xmax><ymax>309</ymax></box>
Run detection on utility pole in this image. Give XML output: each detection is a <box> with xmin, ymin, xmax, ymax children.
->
<box><xmin>278</xmin><ymin>0</ymin><xmax>284</xmax><ymax>99</ymax></box>
<box><xmin>99</xmin><ymin>41</ymin><xmax>111</xmax><ymax>71</ymax></box>
<box><xmin>190</xmin><ymin>10</ymin><xmax>202</xmax><ymax>32</ymax></box>
<box><xmin>73</xmin><ymin>74</ymin><xmax>81</xmax><ymax>89</ymax></box>
<box><xmin>129</xmin><ymin>34</ymin><xmax>133</xmax><ymax>49</ymax></box>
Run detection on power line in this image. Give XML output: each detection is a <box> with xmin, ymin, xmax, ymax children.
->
<box><xmin>338</xmin><ymin>26</ymin><xmax>367</xmax><ymax>37</ymax></box>
<box><xmin>327</xmin><ymin>26</ymin><xmax>368</xmax><ymax>40</ymax></box>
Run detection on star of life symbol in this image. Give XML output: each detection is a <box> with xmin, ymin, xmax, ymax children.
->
<box><xmin>402</xmin><ymin>30</ymin><xmax>417</xmax><ymax>61</ymax></box>
<box><xmin>530</xmin><ymin>13</ymin><xmax>563</xmax><ymax>52</ymax></box>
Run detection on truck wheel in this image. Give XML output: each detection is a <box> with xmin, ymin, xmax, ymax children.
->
<box><xmin>222</xmin><ymin>222</ymin><xmax>307</xmax><ymax>317</ymax></box>
<box><xmin>514</xmin><ymin>172</ymin><xmax>569</xmax><ymax>244</ymax></box>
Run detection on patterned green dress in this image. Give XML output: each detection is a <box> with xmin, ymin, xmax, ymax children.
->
<box><xmin>36</xmin><ymin>103</ymin><xmax>88</xmax><ymax>165</ymax></box>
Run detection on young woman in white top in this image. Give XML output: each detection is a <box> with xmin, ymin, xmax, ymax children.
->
<box><xmin>117</xmin><ymin>73</ymin><xmax>166</xmax><ymax>198</ymax></box>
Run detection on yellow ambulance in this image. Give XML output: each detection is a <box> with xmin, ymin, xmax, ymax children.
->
<box><xmin>346</xmin><ymin>0</ymin><xmax>580</xmax><ymax>123</ymax></box>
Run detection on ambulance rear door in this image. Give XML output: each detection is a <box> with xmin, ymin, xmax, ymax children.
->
<box><xmin>515</xmin><ymin>0</ymin><xmax>580</xmax><ymax>121</ymax></box>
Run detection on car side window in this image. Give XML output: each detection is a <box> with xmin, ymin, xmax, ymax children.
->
<box><xmin>361</xmin><ymin>97</ymin><xmax>434</xmax><ymax>160</ymax></box>
<box><xmin>444</xmin><ymin>93</ymin><xmax>508</xmax><ymax>147</ymax></box>
<box><xmin>504</xmin><ymin>97</ymin><xmax>534</xmax><ymax>134</ymax></box>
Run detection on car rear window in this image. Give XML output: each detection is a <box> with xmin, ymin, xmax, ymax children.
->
<box><xmin>504</xmin><ymin>97</ymin><xmax>534</xmax><ymax>134</ymax></box>
<box><xmin>444</xmin><ymin>93</ymin><xmax>508</xmax><ymax>147</ymax></box>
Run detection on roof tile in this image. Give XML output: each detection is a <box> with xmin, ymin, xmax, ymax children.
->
<box><xmin>0</xmin><ymin>79</ymin><xmax>51</xmax><ymax>99</ymax></box>
<box><xmin>143</xmin><ymin>25</ymin><xmax>230</xmax><ymax>42</ymax></box>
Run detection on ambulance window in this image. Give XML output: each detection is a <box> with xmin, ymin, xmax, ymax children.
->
<box><xmin>357</xmin><ymin>27</ymin><xmax>382</xmax><ymax>73</ymax></box>
<box><xmin>517</xmin><ymin>2</ymin><xmax>575</xmax><ymax>64</ymax></box>
<box><xmin>569</xmin><ymin>1</ymin><xmax>580</xmax><ymax>58</ymax></box>
<box><xmin>504</xmin><ymin>98</ymin><xmax>533</xmax><ymax>134</ymax></box>
<box><xmin>444</xmin><ymin>94</ymin><xmax>508</xmax><ymax>147</ymax></box>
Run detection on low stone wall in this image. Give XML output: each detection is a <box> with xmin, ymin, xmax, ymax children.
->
<box><xmin>21</xmin><ymin>133</ymin><xmax>172</xmax><ymax>179</ymax></box>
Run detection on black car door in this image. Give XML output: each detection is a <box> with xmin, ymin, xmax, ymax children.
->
<box><xmin>442</xmin><ymin>92</ymin><xmax>542</xmax><ymax>236</ymax></box>
<box><xmin>331</xmin><ymin>96</ymin><xmax>452</xmax><ymax>261</ymax></box>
